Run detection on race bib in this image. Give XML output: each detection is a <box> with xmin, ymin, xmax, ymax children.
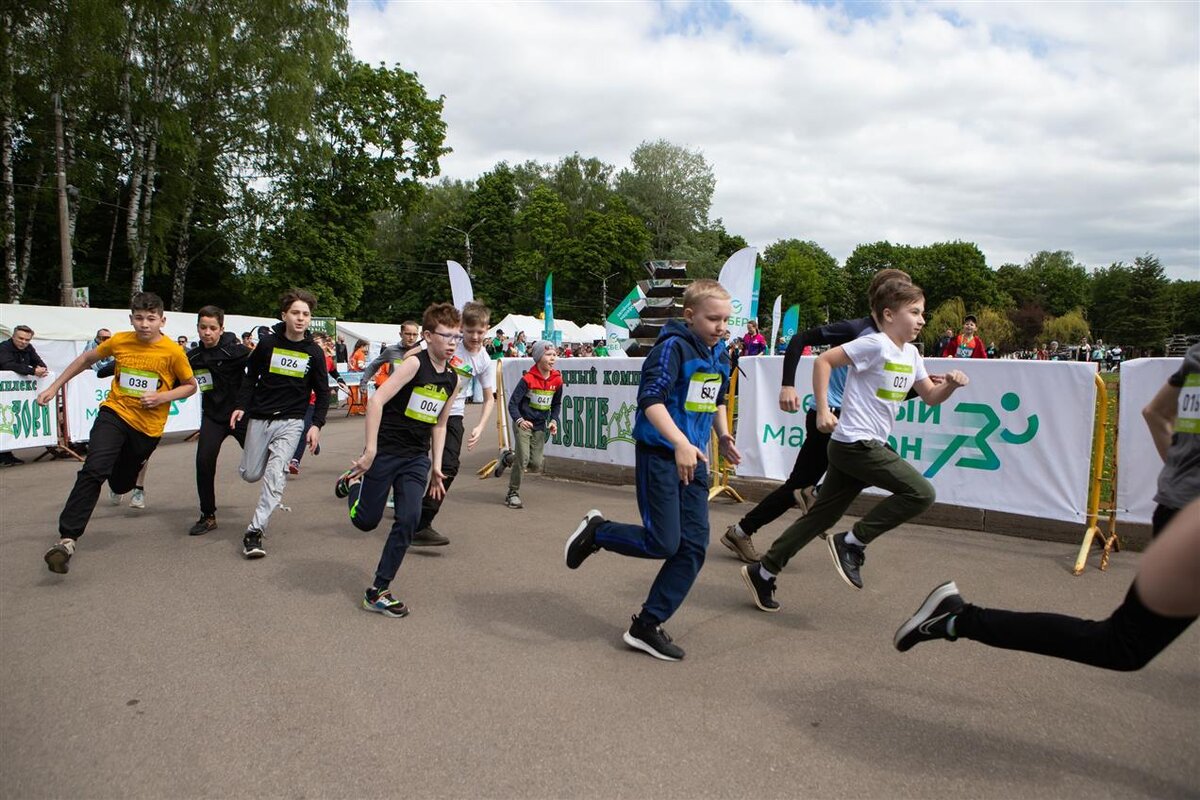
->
<box><xmin>876</xmin><ymin>361</ymin><xmax>914</xmax><ymax>402</ymax></box>
<box><xmin>529</xmin><ymin>388</ymin><xmax>555</xmax><ymax>411</ymax></box>
<box><xmin>194</xmin><ymin>369</ymin><xmax>213</xmax><ymax>392</ymax></box>
<box><xmin>405</xmin><ymin>385</ymin><xmax>448</xmax><ymax>424</ymax></box>
<box><xmin>269</xmin><ymin>348</ymin><xmax>309</xmax><ymax>378</ymax></box>
<box><xmin>1178</xmin><ymin>374</ymin><xmax>1200</xmax><ymax>434</ymax></box>
<box><xmin>956</xmin><ymin>343</ymin><xmax>974</xmax><ymax>359</ymax></box>
<box><xmin>117</xmin><ymin>367</ymin><xmax>157</xmax><ymax>397</ymax></box>
<box><xmin>684</xmin><ymin>372</ymin><xmax>721</xmax><ymax>413</ymax></box>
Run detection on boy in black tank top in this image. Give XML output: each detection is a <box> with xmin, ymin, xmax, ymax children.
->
<box><xmin>336</xmin><ymin>303</ymin><xmax>463</xmax><ymax>617</ymax></box>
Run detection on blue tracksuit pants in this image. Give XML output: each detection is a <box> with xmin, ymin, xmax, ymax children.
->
<box><xmin>347</xmin><ymin>453</ymin><xmax>430</xmax><ymax>590</ymax></box>
<box><xmin>594</xmin><ymin>445</ymin><xmax>709</xmax><ymax>624</ymax></box>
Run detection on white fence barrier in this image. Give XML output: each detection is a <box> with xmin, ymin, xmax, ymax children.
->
<box><xmin>64</xmin><ymin>372</ymin><xmax>201</xmax><ymax>442</ymax></box>
<box><xmin>734</xmin><ymin>357</ymin><xmax>1098</xmax><ymax>524</ymax></box>
<box><xmin>0</xmin><ymin>371</ymin><xmax>58</xmax><ymax>451</ymax></box>
<box><xmin>1115</xmin><ymin>358</ymin><xmax>1181</xmax><ymax>523</ymax></box>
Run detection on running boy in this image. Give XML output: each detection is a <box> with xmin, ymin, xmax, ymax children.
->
<box><xmin>231</xmin><ymin>288</ymin><xmax>328</xmax><ymax>559</ymax></box>
<box><xmin>563</xmin><ymin>279</ymin><xmax>740</xmax><ymax>661</ymax></box>
<box><xmin>412</xmin><ymin>301</ymin><xmax>496</xmax><ymax>545</ymax></box>
<box><xmin>941</xmin><ymin>314</ymin><xmax>987</xmax><ymax>358</ymax></box>
<box><xmin>504</xmin><ymin>340</ymin><xmax>563</xmax><ymax>509</ymax></box>
<box><xmin>336</xmin><ymin>302</ymin><xmax>461</xmax><ymax>617</ymax></box>
<box><xmin>36</xmin><ymin>292</ymin><xmax>197</xmax><ymax>573</ymax></box>
<box><xmin>188</xmin><ymin>305</ymin><xmax>251</xmax><ymax>535</ymax></box>
<box><xmin>741</xmin><ymin>281</ymin><xmax>967</xmax><ymax>611</ymax></box>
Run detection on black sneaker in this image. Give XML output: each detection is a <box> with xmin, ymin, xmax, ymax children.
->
<box><xmin>242</xmin><ymin>529</ymin><xmax>266</xmax><ymax>559</ymax></box>
<box><xmin>411</xmin><ymin>527</ymin><xmax>450</xmax><ymax>547</ymax></box>
<box><xmin>188</xmin><ymin>514</ymin><xmax>217</xmax><ymax>536</ymax></box>
<box><xmin>0</xmin><ymin>452</ymin><xmax>22</xmax><ymax>467</ymax></box>
<box><xmin>740</xmin><ymin>564</ymin><xmax>781</xmax><ymax>612</ymax></box>
<box><xmin>827</xmin><ymin>531</ymin><xmax>866</xmax><ymax>589</ymax></box>
<box><xmin>622</xmin><ymin>615</ymin><xmax>684</xmax><ymax>661</ymax></box>
<box><xmin>44</xmin><ymin>538</ymin><xmax>76</xmax><ymax>574</ymax></box>
<box><xmin>493</xmin><ymin>449</ymin><xmax>515</xmax><ymax>478</ymax></box>
<box><xmin>334</xmin><ymin>469</ymin><xmax>355</xmax><ymax>499</ymax></box>
<box><xmin>565</xmin><ymin>510</ymin><xmax>603</xmax><ymax>569</ymax></box>
<box><xmin>894</xmin><ymin>581</ymin><xmax>964</xmax><ymax>652</ymax></box>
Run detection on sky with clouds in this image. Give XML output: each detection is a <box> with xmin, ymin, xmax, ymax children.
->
<box><xmin>348</xmin><ymin>1</ymin><xmax>1199</xmax><ymax>281</ymax></box>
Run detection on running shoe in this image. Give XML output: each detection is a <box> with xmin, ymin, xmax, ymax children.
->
<box><xmin>108</xmin><ymin>490</ymin><xmax>122</xmax><ymax>506</ymax></box>
<box><xmin>44</xmin><ymin>538</ymin><xmax>76</xmax><ymax>574</ymax></box>
<box><xmin>827</xmin><ymin>532</ymin><xmax>866</xmax><ymax>589</ymax></box>
<box><xmin>720</xmin><ymin>524</ymin><xmax>759</xmax><ymax>563</ymax></box>
<box><xmin>288</xmin><ymin>459</ymin><xmax>300</xmax><ymax>475</ymax></box>
<box><xmin>565</xmin><ymin>510</ymin><xmax>603</xmax><ymax>569</ymax></box>
<box><xmin>242</xmin><ymin>529</ymin><xmax>266</xmax><ymax>559</ymax></box>
<box><xmin>130</xmin><ymin>488</ymin><xmax>145</xmax><ymax>509</ymax></box>
<box><xmin>188</xmin><ymin>514</ymin><xmax>217</xmax><ymax>536</ymax></box>
<box><xmin>411</xmin><ymin>527</ymin><xmax>450</xmax><ymax>547</ymax></box>
<box><xmin>741</xmin><ymin>563</ymin><xmax>781</xmax><ymax>612</ymax></box>
<box><xmin>623</xmin><ymin>615</ymin><xmax>684</xmax><ymax>661</ymax></box>
<box><xmin>334</xmin><ymin>470</ymin><xmax>355</xmax><ymax>499</ymax></box>
<box><xmin>505</xmin><ymin>492</ymin><xmax>523</xmax><ymax>509</ymax></box>
<box><xmin>894</xmin><ymin>581</ymin><xmax>964</xmax><ymax>652</ymax></box>
<box><xmin>362</xmin><ymin>587</ymin><xmax>409</xmax><ymax>618</ymax></box>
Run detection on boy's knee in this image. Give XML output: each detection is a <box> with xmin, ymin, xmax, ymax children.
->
<box><xmin>240</xmin><ymin>465</ymin><xmax>264</xmax><ymax>483</ymax></box>
<box><xmin>910</xmin><ymin>480</ymin><xmax>936</xmax><ymax>510</ymax></box>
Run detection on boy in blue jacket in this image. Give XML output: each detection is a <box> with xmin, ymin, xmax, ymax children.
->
<box><xmin>564</xmin><ymin>279</ymin><xmax>740</xmax><ymax>661</ymax></box>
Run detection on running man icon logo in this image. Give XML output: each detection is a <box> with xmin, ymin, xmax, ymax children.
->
<box><xmin>922</xmin><ymin>392</ymin><xmax>1039</xmax><ymax>478</ymax></box>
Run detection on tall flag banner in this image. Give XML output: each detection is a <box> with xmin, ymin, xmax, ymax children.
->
<box><xmin>447</xmin><ymin>260</ymin><xmax>474</xmax><ymax>311</ymax></box>
<box><xmin>717</xmin><ymin>246</ymin><xmax>758</xmax><ymax>339</ymax></box>
<box><xmin>605</xmin><ymin>285</ymin><xmax>645</xmax><ymax>355</ymax></box>
<box><xmin>769</xmin><ymin>295</ymin><xmax>782</xmax><ymax>349</ymax></box>
<box><xmin>543</xmin><ymin>273</ymin><xmax>555</xmax><ymax>341</ymax></box>
<box><xmin>751</xmin><ymin>264</ymin><xmax>762</xmax><ymax>321</ymax></box>
<box><xmin>781</xmin><ymin>304</ymin><xmax>800</xmax><ymax>341</ymax></box>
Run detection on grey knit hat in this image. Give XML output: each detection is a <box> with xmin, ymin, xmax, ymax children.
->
<box><xmin>529</xmin><ymin>340</ymin><xmax>553</xmax><ymax>362</ymax></box>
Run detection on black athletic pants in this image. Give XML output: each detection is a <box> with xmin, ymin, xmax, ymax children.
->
<box><xmin>417</xmin><ymin>415</ymin><xmax>463</xmax><ymax>530</ymax></box>
<box><xmin>58</xmin><ymin>408</ymin><xmax>160</xmax><ymax>540</ymax></box>
<box><xmin>955</xmin><ymin>584</ymin><xmax>1196</xmax><ymax>672</ymax></box>
<box><xmin>740</xmin><ymin>407</ymin><xmax>839</xmax><ymax>535</ymax></box>
<box><xmin>196</xmin><ymin>414</ymin><xmax>247</xmax><ymax>516</ymax></box>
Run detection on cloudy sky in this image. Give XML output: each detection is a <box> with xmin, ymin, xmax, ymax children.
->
<box><xmin>348</xmin><ymin>1</ymin><xmax>1199</xmax><ymax>281</ymax></box>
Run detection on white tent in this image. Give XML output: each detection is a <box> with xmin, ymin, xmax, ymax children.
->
<box><xmin>486</xmin><ymin>314</ymin><xmax>604</xmax><ymax>344</ymax></box>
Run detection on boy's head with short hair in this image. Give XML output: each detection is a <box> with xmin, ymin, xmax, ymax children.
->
<box><xmin>131</xmin><ymin>292</ymin><xmax>165</xmax><ymax>315</ymax></box>
<box><xmin>280</xmin><ymin>288</ymin><xmax>316</xmax><ymax>315</ymax></box>
<box><xmin>421</xmin><ymin>302</ymin><xmax>462</xmax><ymax>364</ymax></box>
<box><xmin>129</xmin><ymin>292</ymin><xmax>166</xmax><ymax>342</ymax></box>
<box><xmin>872</xmin><ymin>281</ymin><xmax>925</xmax><ymax>318</ymax></box>
<box><xmin>529</xmin><ymin>340</ymin><xmax>556</xmax><ymax>371</ymax></box>
<box><xmin>277</xmin><ymin>289</ymin><xmax>314</xmax><ymax>341</ymax></box>
<box><xmin>197</xmin><ymin>305</ymin><xmax>225</xmax><ymax>327</ymax></box>
<box><xmin>461</xmin><ymin>301</ymin><xmax>491</xmax><ymax>353</ymax></box>
<box><xmin>961</xmin><ymin>314</ymin><xmax>978</xmax><ymax>337</ymax></box>
<box><xmin>682</xmin><ymin>279</ymin><xmax>733</xmax><ymax>348</ymax></box>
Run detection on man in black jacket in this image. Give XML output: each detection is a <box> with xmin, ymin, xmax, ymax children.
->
<box><xmin>0</xmin><ymin>325</ymin><xmax>49</xmax><ymax>466</ymax></box>
<box><xmin>186</xmin><ymin>305</ymin><xmax>251</xmax><ymax>535</ymax></box>
<box><xmin>230</xmin><ymin>289</ymin><xmax>329</xmax><ymax>559</ymax></box>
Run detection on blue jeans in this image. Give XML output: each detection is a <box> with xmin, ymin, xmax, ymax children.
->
<box><xmin>594</xmin><ymin>445</ymin><xmax>710</xmax><ymax>624</ymax></box>
<box><xmin>347</xmin><ymin>453</ymin><xmax>430</xmax><ymax>590</ymax></box>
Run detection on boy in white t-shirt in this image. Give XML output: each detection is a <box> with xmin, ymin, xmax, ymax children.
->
<box><xmin>410</xmin><ymin>301</ymin><xmax>497</xmax><ymax>546</ymax></box>
<box><xmin>741</xmin><ymin>281</ymin><xmax>969</xmax><ymax>610</ymax></box>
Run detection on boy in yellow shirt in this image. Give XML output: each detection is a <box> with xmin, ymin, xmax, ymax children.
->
<box><xmin>36</xmin><ymin>292</ymin><xmax>197</xmax><ymax>574</ymax></box>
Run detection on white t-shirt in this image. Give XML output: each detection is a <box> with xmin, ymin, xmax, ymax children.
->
<box><xmin>832</xmin><ymin>332</ymin><xmax>928</xmax><ymax>445</ymax></box>
<box><xmin>450</xmin><ymin>345</ymin><xmax>496</xmax><ymax>417</ymax></box>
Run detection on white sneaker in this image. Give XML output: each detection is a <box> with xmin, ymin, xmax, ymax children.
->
<box><xmin>108</xmin><ymin>490</ymin><xmax>122</xmax><ymax>506</ymax></box>
<box><xmin>130</xmin><ymin>488</ymin><xmax>145</xmax><ymax>509</ymax></box>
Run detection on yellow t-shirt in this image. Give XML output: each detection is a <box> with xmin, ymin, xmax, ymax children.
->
<box><xmin>94</xmin><ymin>332</ymin><xmax>194</xmax><ymax>437</ymax></box>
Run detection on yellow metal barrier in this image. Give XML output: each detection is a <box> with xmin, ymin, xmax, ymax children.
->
<box><xmin>1073</xmin><ymin>373</ymin><xmax>1122</xmax><ymax>575</ymax></box>
<box><xmin>709</xmin><ymin>367</ymin><xmax>743</xmax><ymax>503</ymax></box>
<box><xmin>477</xmin><ymin>361</ymin><xmax>508</xmax><ymax>479</ymax></box>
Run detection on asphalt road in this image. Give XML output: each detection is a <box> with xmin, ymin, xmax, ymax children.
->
<box><xmin>1</xmin><ymin>405</ymin><xmax>1197</xmax><ymax>799</ymax></box>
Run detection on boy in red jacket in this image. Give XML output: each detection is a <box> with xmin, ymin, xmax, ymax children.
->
<box><xmin>505</xmin><ymin>340</ymin><xmax>562</xmax><ymax>509</ymax></box>
<box><xmin>941</xmin><ymin>314</ymin><xmax>987</xmax><ymax>359</ymax></box>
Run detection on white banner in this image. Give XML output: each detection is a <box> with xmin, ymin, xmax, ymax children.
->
<box><xmin>501</xmin><ymin>357</ymin><xmax>641</xmax><ymax>467</ymax></box>
<box><xmin>447</xmin><ymin>260</ymin><xmax>474</xmax><ymax>311</ymax></box>
<box><xmin>717</xmin><ymin>246</ymin><xmax>758</xmax><ymax>339</ymax></box>
<box><xmin>1115</xmin><ymin>358</ymin><xmax>1181</xmax><ymax>523</ymax></box>
<box><xmin>734</xmin><ymin>357</ymin><xmax>1099</xmax><ymax>523</ymax></box>
<box><xmin>64</xmin><ymin>372</ymin><xmax>202</xmax><ymax>442</ymax></box>
<box><xmin>0</xmin><ymin>371</ymin><xmax>58</xmax><ymax>451</ymax></box>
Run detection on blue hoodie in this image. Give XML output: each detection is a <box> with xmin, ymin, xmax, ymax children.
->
<box><xmin>633</xmin><ymin>319</ymin><xmax>731</xmax><ymax>452</ymax></box>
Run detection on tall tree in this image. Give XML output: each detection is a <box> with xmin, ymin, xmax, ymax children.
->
<box><xmin>759</xmin><ymin>239</ymin><xmax>839</xmax><ymax>330</ymax></box>
<box><xmin>615</xmin><ymin>139</ymin><xmax>714</xmax><ymax>257</ymax></box>
<box><xmin>1023</xmin><ymin>250</ymin><xmax>1091</xmax><ymax>317</ymax></box>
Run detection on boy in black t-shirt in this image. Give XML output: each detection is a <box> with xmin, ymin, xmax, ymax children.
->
<box><xmin>336</xmin><ymin>303</ymin><xmax>463</xmax><ymax>617</ymax></box>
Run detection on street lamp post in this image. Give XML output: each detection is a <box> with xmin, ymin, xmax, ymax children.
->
<box><xmin>590</xmin><ymin>270</ymin><xmax>621</xmax><ymax>322</ymax></box>
<box><xmin>446</xmin><ymin>218</ymin><xmax>487</xmax><ymax>276</ymax></box>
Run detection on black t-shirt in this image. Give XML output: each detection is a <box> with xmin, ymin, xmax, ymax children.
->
<box><xmin>377</xmin><ymin>349</ymin><xmax>457</xmax><ymax>457</ymax></box>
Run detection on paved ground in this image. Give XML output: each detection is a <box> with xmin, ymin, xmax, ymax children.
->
<box><xmin>1</xmin><ymin>405</ymin><xmax>1197</xmax><ymax>799</ymax></box>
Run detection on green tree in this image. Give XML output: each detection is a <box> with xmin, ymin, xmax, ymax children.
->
<box><xmin>909</xmin><ymin>241</ymin><xmax>998</xmax><ymax>312</ymax></box>
<box><xmin>616</xmin><ymin>139</ymin><xmax>714</xmax><ymax>257</ymax></box>
<box><xmin>1041</xmin><ymin>309</ymin><xmax>1091</xmax><ymax>348</ymax></box>
<box><xmin>843</xmin><ymin>241</ymin><xmax>904</xmax><ymax>318</ymax></box>
<box><xmin>1164</xmin><ymin>279</ymin><xmax>1200</xmax><ymax>336</ymax></box>
<box><xmin>1024</xmin><ymin>250</ymin><xmax>1091</xmax><ymax>316</ymax></box>
<box><xmin>759</xmin><ymin>239</ymin><xmax>839</xmax><ymax>331</ymax></box>
<box><xmin>974</xmin><ymin>308</ymin><xmax>1016</xmax><ymax>352</ymax></box>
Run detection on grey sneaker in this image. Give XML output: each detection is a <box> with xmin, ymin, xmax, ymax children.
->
<box><xmin>130</xmin><ymin>488</ymin><xmax>145</xmax><ymax>509</ymax></box>
<box><xmin>44</xmin><ymin>538</ymin><xmax>76</xmax><ymax>574</ymax></box>
<box><xmin>720</xmin><ymin>525</ymin><xmax>759</xmax><ymax>563</ymax></box>
<box><xmin>108</xmin><ymin>490</ymin><xmax>122</xmax><ymax>506</ymax></box>
<box><xmin>505</xmin><ymin>492</ymin><xmax>523</xmax><ymax>509</ymax></box>
<box><xmin>411</xmin><ymin>527</ymin><xmax>450</xmax><ymax>547</ymax></box>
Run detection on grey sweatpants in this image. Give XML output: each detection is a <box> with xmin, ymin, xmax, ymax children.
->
<box><xmin>239</xmin><ymin>418</ymin><xmax>304</xmax><ymax>533</ymax></box>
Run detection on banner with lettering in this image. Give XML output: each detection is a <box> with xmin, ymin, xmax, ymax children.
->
<box><xmin>0</xmin><ymin>371</ymin><xmax>58</xmax><ymax>451</ymax></box>
<box><xmin>1115</xmin><ymin>358</ymin><xmax>1181</xmax><ymax>523</ymax></box>
<box><xmin>501</xmin><ymin>357</ymin><xmax>642</xmax><ymax>467</ymax></box>
<box><xmin>64</xmin><ymin>372</ymin><xmax>202</xmax><ymax>442</ymax></box>
<box><xmin>734</xmin><ymin>357</ymin><xmax>1098</xmax><ymax>523</ymax></box>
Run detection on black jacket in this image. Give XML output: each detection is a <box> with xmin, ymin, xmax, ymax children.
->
<box><xmin>236</xmin><ymin>322</ymin><xmax>329</xmax><ymax>427</ymax></box>
<box><xmin>188</xmin><ymin>331</ymin><xmax>250</xmax><ymax>423</ymax></box>
<box><xmin>0</xmin><ymin>338</ymin><xmax>47</xmax><ymax>376</ymax></box>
